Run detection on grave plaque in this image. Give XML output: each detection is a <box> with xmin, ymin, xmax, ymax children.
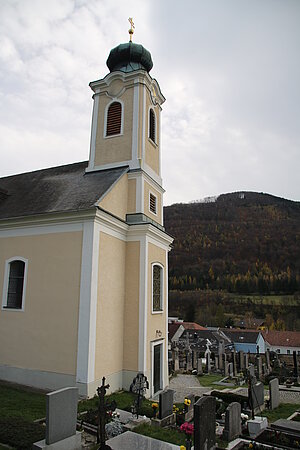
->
<box><xmin>228</xmin><ymin>362</ymin><xmax>233</xmax><ymax>378</ymax></box>
<box><xmin>224</xmin><ymin>361</ymin><xmax>229</xmax><ymax>377</ymax></box>
<box><xmin>223</xmin><ymin>402</ymin><xmax>241</xmax><ymax>441</ymax></box>
<box><xmin>186</xmin><ymin>351</ymin><xmax>193</xmax><ymax>371</ymax></box>
<box><xmin>215</xmin><ymin>356</ymin><xmax>219</xmax><ymax>371</ymax></box>
<box><xmin>269</xmin><ymin>378</ymin><xmax>279</xmax><ymax>409</ymax></box>
<box><xmin>194</xmin><ymin>396</ymin><xmax>216</xmax><ymax>450</ymax></box>
<box><xmin>159</xmin><ymin>389</ymin><xmax>174</xmax><ymax>420</ymax></box>
<box><xmin>244</xmin><ymin>353</ymin><xmax>249</xmax><ymax>369</ymax></box>
<box><xmin>232</xmin><ymin>351</ymin><xmax>238</xmax><ymax>376</ymax></box>
<box><xmin>206</xmin><ymin>353</ymin><xmax>211</xmax><ymax>373</ymax></box>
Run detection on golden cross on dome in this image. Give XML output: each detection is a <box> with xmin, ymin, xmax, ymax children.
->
<box><xmin>128</xmin><ymin>17</ymin><xmax>135</xmax><ymax>42</ymax></box>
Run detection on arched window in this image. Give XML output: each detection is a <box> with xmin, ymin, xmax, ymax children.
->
<box><xmin>106</xmin><ymin>101</ymin><xmax>122</xmax><ymax>136</ymax></box>
<box><xmin>3</xmin><ymin>259</ymin><xmax>26</xmax><ymax>309</ymax></box>
<box><xmin>149</xmin><ymin>108</ymin><xmax>156</xmax><ymax>143</ymax></box>
<box><xmin>152</xmin><ymin>264</ymin><xmax>163</xmax><ymax>312</ymax></box>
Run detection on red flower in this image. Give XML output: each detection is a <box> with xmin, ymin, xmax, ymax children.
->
<box><xmin>180</xmin><ymin>422</ymin><xmax>194</xmax><ymax>435</ymax></box>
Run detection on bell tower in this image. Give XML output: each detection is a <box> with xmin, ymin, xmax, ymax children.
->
<box><xmin>87</xmin><ymin>26</ymin><xmax>165</xmax><ymax>226</ymax></box>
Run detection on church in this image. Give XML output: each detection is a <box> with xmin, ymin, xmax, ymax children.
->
<box><xmin>0</xmin><ymin>28</ymin><xmax>173</xmax><ymax>398</ymax></box>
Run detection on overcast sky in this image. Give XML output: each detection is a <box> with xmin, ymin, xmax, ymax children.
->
<box><xmin>0</xmin><ymin>0</ymin><xmax>299</xmax><ymax>205</ymax></box>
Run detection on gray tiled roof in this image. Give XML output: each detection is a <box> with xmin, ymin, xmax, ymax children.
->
<box><xmin>222</xmin><ymin>330</ymin><xmax>260</xmax><ymax>344</ymax></box>
<box><xmin>0</xmin><ymin>161</ymin><xmax>129</xmax><ymax>220</ymax></box>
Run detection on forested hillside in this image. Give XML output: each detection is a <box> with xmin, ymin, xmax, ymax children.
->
<box><xmin>164</xmin><ymin>192</ymin><xmax>300</xmax><ymax>329</ymax></box>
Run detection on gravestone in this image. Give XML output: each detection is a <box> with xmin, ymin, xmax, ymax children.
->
<box><xmin>192</xmin><ymin>350</ymin><xmax>198</xmax><ymax>369</ymax></box>
<box><xmin>33</xmin><ymin>387</ymin><xmax>81</xmax><ymax>449</ymax></box>
<box><xmin>186</xmin><ymin>351</ymin><xmax>193</xmax><ymax>371</ymax></box>
<box><xmin>244</xmin><ymin>353</ymin><xmax>249</xmax><ymax>369</ymax></box>
<box><xmin>223</xmin><ymin>402</ymin><xmax>241</xmax><ymax>441</ymax></box>
<box><xmin>248</xmin><ymin>365</ymin><xmax>255</xmax><ymax>378</ymax></box>
<box><xmin>194</xmin><ymin>396</ymin><xmax>216</xmax><ymax>450</ymax></box>
<box><xmin>269</xmin><ymin>378</ymin><xmax>279</xmax><ymax>409</ymax></box>
<box><xmin>224</xmin><ymin>361</ymin><xmax>229</xmax><ymax>377</ymax></box>
<box><xmin>218</xmin><ymin>341</ymin><xmax>224</xmax><ymax>370</ymax></box>
<box><xmin>197</xmin><ymin>358</ymin><xmax>203</xmax><ymax>375</ymax></box>
<box><xmin>152</xmin><ymin>389</ymin><xmax>175</xmax><ymax>427</ymax></box>
<box><xmin>206</xmin><ymin>353</ymin><xmax>211</xmax><ymax>374</ymax></box>
<box><xmin>256</xmin><ymin>356</ymin><xmax>263</xmax><ymax>380</ymax></box>
<box><xmin>293</xmin><ymin>351</ymin><xmax>299</xmax><ymax>379</ymax></box>
<box><xmin>238</xmin><ymin>351</ymin><xmax>244</xmax><ymax>371</ymax></box>
<box><xmin>174</xmin><ymin>347</ymin><xmax>179</xmax><ymax>372</ymax></box>
<box><xmin>228</xmin><ymin>362</ymin><xmax>233</xmax><ymax>378</ymax></box>
<box><xmin>232</xmin><ymin>351</ymin><xmax>238</xmax><ymax>376</ymax></box>
<box><xmin>159</xmin><ymin>389</ymin><xmax>174</xmax><ymax>419</ymax></box>
<box><xmin>184</xmin><ymin>394</ymin><xmax>195</xmax><ymax>422</ymax></box>
<box><xmin>266</xmin><ymin>349</ymin><xmax>271</xmax><ymax>374</ymax></box>
<box><xmin>215</xmin><ymin>356</ymin><xmax>219</xmax><ymax>371</ymax></box>
<box><xmin>249</xmin><ymin>381</ymin><xmax>264</xmax><ymax>412</ymax></box>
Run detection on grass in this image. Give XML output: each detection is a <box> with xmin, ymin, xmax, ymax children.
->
<box><xmin>134</xmin><ymin>423</ymin><xmax>187</xmax><ymax>446</ymax></box>
<box><xmin>0</xmin><ymin>382</ymin><xmax>45</xmax><ymax>422</ymax></box>
<box><xmin>79</xmin><ymin>390</ymin><xmax>154</xmax><ymax>418</ymax></box>
<box><xmin>261</xmin><ymin>403</ymin><xmax>300</xmax><ymax>423</ymax></box>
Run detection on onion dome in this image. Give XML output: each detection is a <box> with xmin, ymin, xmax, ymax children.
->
<box><xmin>106</xmin><ymin>42</ymin><xmax>153</xmax><ymax>73</ymax></box>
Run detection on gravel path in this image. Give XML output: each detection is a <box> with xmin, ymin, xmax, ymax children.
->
<box><xmin>169</xmin><ymin>374</ymin><xmax>211</xmax><ymax>402</ymax></box>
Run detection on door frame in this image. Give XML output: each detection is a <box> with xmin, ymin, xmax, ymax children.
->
<box><xmin>150</xmin><ymin>339</ymin><xmax>164</xmax><ymax>397</ymax></box>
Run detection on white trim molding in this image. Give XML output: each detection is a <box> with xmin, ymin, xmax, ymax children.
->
<box><xmin>76</xmin><ymin>220</ymin><xmax>100</xmax><ymax>385</ymax></box>
<box><xmin>88</xmin><ymin>93</ymin><xmax>100</xmax><ymax>171</ymax></box>
<box><xmin>132</xmin><ymin>80</ymin><xmax>140</xmax><ymax>162</ymax></box>
<box><xmin>2</xmin><ymin>256</ymin><xmax>28</xmax><ymax>312</ymax></box>
<box><xmin>138</xmin><ymin>235</ymin><xmax>148</xmax><ymax>373</ymax></box>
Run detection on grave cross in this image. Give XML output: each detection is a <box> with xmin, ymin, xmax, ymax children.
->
<box><xmin>129</xmin><ymin>372</ymin><xmax>149</xmax><ymax>418</ymax></box>
<box><xmin>97</xmin><ymin>377</ymin><xmax>117</xmax><ymax>450</ymax></box>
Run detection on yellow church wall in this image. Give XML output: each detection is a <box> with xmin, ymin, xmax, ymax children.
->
<box><xmin>146</xmin><ymin>242</ymin><xmax>167</xmax><ymax>370</ymax></box>
<box><xmin>95</xmin><ymin>232</ymin><xmax>126</xmax><ymax>380</ymax></box>
<box><xmin>94</xmin><ymin>87</ymin><xmax>133</xmax><ymax>167</ymax></box>
<box><xmin>123</xmin><ymin>241</ymin><xmax>140</xmax><ymax>371</ymax></box>
<box><xmin>98</xmin><ymin>173</ymin><xmax>128</xmax><ymax>220</ymax></box>
<box><xmin>0</xmin><ymin>231</ymin><xmax>82</xmax><ymax>375</ymax></box>
<box><xmin>127</xmin><ymin>178</ymin><xmax>136</xmax><ymax>213</ymax></box>
<box><xmin>144</xmin><ymin>180</ymin><xmax>162</xmax><ymax>224</ymax></box>
<box><xmin>145</xmin><ymin>90</ymin><xmax>160</xmax><ymax>175</ymax></box>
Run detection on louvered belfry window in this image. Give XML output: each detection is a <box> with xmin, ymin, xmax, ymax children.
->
<box><xmin>106</xmin><ymin>101</ymin><xmax>122</xmax><ymax>136</ymax></box>
<box><xmin>150</xmin><ymin>193</ymin><xmax>157</xmax><ymax>214</ymax></box>
<box><xmin>7</xmin><ymin>260</ymin><xmax>25</xmax><ymax>309</ymax></box>
<box><xmin>153</xmin><ymin>265</ymin><xmax>162</xmax><ymax>311</ymax></box>
<box><xmin>149</xmin><ymin>108</ymin><xmax>156</xmax><ymax>143</ymax></box>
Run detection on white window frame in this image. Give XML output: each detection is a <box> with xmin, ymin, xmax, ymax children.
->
<box><xmin>2</xmin><ymin>256</ymin><xmax>28</xmax><ymax>312</ymax></box>
<box><xmin>148</xmin><ymin>107</ymin><xmax>157</xmax><ymax>146</ymax></box>
<box><xmin>151</xmin><ymin>262</ymin><xmax>164</xmax><ymax>314</ymax></box>
<box><xmin>149</xmin><ymin>191</ymin><xmax>157</xmax><ymax>216</ymax></box>
<box><xmin>103</xmin><ymin>99</ymin><xmax>124</xmax><ymax>138</ymax></box>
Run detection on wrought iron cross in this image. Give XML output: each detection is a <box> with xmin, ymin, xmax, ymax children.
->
<box><xmin>96</xmin><ymin>377</ymin><xmax>117</xmax><ymax>450</ymax></box>
<box><xmin>129</xmin><ymin>372</ymin><xmax>149</xmax><ymax>418</ymax></box>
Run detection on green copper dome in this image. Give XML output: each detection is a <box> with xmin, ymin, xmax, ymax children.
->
<box><xmin>106</xmin><ymin>42</ymin><xmax>153</xmax><ymax>73</ymax></box>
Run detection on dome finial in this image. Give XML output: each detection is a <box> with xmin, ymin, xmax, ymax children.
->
<box><xmin>128</xmin><ymin>17</ymin><xmax>135</xmax><ymax>42</ymax></box>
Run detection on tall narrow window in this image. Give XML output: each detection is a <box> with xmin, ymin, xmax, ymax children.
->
<box><xmin>152</xmin><ymin>264</ymin><xmax>163</xmax><ymax>312</ymax></box>
<box><xmin>149</xmin><ymin>108</ymin><xmax>156</xmax><ymax>143</ymax></box>
<box><xmin>6</xmin><ymin>260</ymin><xmax>25</xmax><ymax>309</ymax></box>
<box><xmin>106</xmin><ymin>101</ymin><xmax>122</xmax><ymax>136</ymax></box>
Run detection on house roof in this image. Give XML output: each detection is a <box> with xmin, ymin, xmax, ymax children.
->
<box><xmin>0</xmin><ymin>161</ymin><xmax>128</xmax><ymax>220</ymax></box>
<box><xmin>168</xmin><ymin>323</ymin><xmax>182</xmax><ymax>340</ymax></box>
<box><xmin>235</xmin><ymin>318</ymin><xmax>265</xmax><ymax>329</ymax></box>
<box><xmin>263</xmin><ymin>331</ymin><xmax>300</xmax><ymax>348</ymax></box>
<box><xmin>168</xmin><ymin>322</ymin><xmax>206</xmax><ymax>340</ymax></box>
<box><xmin>222</xmin><ymin>329</ymin><xmax>260</xmax><ymax>344</ymax></box>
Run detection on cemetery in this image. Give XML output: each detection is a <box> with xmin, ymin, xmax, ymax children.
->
<box><xmin>0</xmin><ymin>365</ymin><xmax>299</xmax><ymax>450</ymax></box>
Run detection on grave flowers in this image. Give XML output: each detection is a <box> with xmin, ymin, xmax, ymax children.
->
<box><xmin>180</xmin><ymin>422</ymin><xmax>194</xmax><ymax>450</ymax></box>
<box><xmin>151</xmin><ymin>402</ymin><xmax>159</xmax><ymax>418</ymax></box>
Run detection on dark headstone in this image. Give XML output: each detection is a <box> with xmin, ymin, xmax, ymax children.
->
<box><xmin>159</xmin><ymin>389</ymin><xmax>174</xmax><ymax>420</ymax></box>
<box><xmin>228</xmin><ymin>362</ymin><xmax>233</xmax><ymax>378</ymax></box>
<box><xmin>224</xmin><ymin>361</ymin><xmax>229</xmax><ymax>377</ymax></box>
<box><xmin>194</xmin><ymin>396</ymin><xmax>216</xmax><ymax>450</ymax></box>
<box><xmin>186</xmin><ymin>351</ymin><xmax>193</xmax><ymax>371</ymax></box>
<box><xmin>197</xmin><ymin>358</ymin><xmax>203</xmax><ymax>375</ymax></box>
<box><xmin>269</xmin><ymin>378</ymin><xmax>279</xmax><ymax>409</ymax></box>
<box><xmin>293</xmin><ymin>351</ymin><xmax>299</xmax><ymax>378</ymax></box>
<box><xmin>232</xmin><ymin>351</ymin><xmax>238</xmax><ymax>376</ymax></box>
<box><xmin>244</xmin><ymin>353</ymin><xmax>249</xmax><ymax>369</ymax></box>
<box><xmin>223</xmin><ymin>402</ymin><xmax>241</xmax><ymax>441</ymax></box>
<box><xmin>249</xmin><ymin>381</ymin><xmax>264</xmax><ymax>410</ymax></box>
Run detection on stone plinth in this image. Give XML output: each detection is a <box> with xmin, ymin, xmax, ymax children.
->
<box><xmin>247</xmin><ymin>416</ymin><xmax>268</xmax><ymax>438</ymax></box>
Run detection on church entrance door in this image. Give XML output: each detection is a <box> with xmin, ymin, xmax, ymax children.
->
<box><xmin>153</xmin><ymin>343</ymin><xmax>162</xmax><ymax>394</ymax></box>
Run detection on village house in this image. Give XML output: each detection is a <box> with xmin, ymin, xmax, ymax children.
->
<box><xmin>0</xmin><ymin>36</ymin><xmax>173</xmax><ymax>398</ymax></box>
<box><xmin>262</xmin><ymin>330</ymin><xmax>300</xmax><ymax>356</ymax></box>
